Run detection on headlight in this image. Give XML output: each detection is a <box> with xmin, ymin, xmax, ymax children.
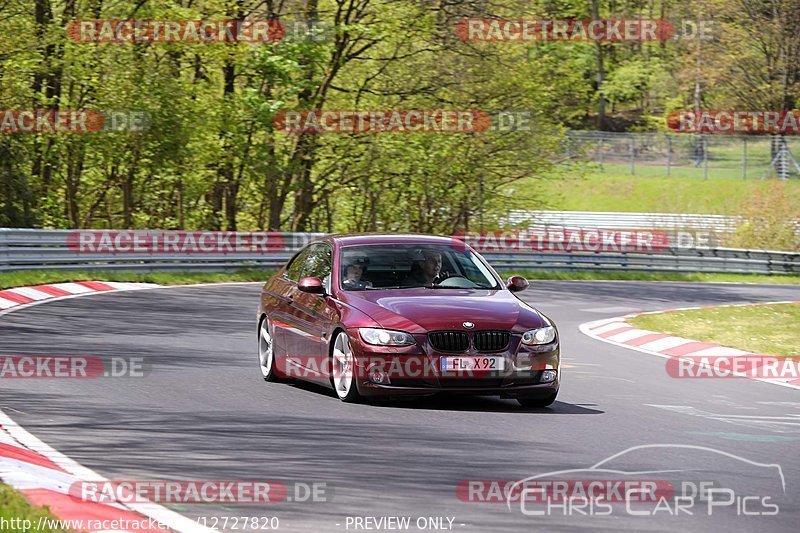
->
<box><xmin>359</xmin><ymin>328</ymin><xmax>415</xmax><ymax>346</ymax></box>
<box><xmin>521</xmin><ymin>326</ymin><xmax>556</xmax><ymax>345</ymax></box>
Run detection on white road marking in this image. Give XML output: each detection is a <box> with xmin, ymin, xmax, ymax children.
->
<box><xmin>581</xmin><ymin>316</ymin><xmax>628</xmax><ymax>328</ymax></box>
<box><xmin>588</xmin><ymin>321</ymin><xmax>629</xmax><ymax>335</ymax></box>
<box><xmin>101</xmin><ymin>281</ymin><xmax>159</xmax><ymax>291</ymax></box>
<box><xmin>581</xmin><ymin>306</ymin><xmax>641</xmax><ymax>313</ymax></box>
<box><xmin>646</xmin><ymin>404</ymin><xmax>800</xmax><ymax>434</ymax></box>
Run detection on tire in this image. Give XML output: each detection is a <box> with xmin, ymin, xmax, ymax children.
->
<box><xmin>517</xmin><ymin>392</ymin><xmax>558</xmax><ymax>408</ymax></box>
<box><xmin>331</xmin><ymin>331</ymin><xmax>362</xmax><ymax>403</ymax></box>
<box><xmin>258</xmin><ymin>317</ymin><xmax>286</xmax><ymax>382</ymax></box>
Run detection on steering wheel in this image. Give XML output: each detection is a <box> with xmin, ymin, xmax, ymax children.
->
<box><xmin>435</xmin><ymin>273</ymin><xmax>476</xmax><ymax>288</ymax></box>
<box><xmin>434</xmin><ymin>271</ymin><xmax>464</xmax><ymax>283</ymax></box>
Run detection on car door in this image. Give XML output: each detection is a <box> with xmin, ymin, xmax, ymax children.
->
<box><xmin>286</xmin><ymin>243</ymin><xmax>337</xmax><ymax>382</ymax></box>
<box><xmin>270</xmin><ymin>246</ymin><xmax>313</xmax><ymax>369</ymax></box>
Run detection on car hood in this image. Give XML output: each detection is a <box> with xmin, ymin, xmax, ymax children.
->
<box><xmin>341</xmin><ymin>288</ymin><xmax>546</xmax><ymax>333</ymax></box>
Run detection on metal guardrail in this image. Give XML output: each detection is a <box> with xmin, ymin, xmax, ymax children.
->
<box><xmin>1</xmin><ymin>228</ymin><xmax>798</xmax><ymax>275</ymax></box>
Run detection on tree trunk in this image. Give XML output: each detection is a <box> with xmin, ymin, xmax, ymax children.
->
<box><xmin>592</xmin><ymin>0</ymin><xmax>606</xmax><ymax>130</ymax></box>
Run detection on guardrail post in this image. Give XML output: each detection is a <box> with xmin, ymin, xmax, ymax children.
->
<box><xmin>629</xmin><ymin>136</ymin><xmax>635</xmax><ymax>175</ymax></box>
<box><xmin>742</xmin><ymin>137</ymin><xmax>747</xmax><ymax>179</ymax></box>
<box><xmin>598</xmin><ymin>138</ymin><xmax>604</xmax><ymax>171</ymax></box>
<box><xmin>666</xmin><ymin>135</ymin><xmax>672</xmax><ymax>176</ymax></box>
<box><xmin>0</xmin><ymin>229</ymin><xmax>7</xmax><ymax>269</ymax></box>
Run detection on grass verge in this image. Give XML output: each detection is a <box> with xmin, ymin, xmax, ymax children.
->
<box><xmin>0</xmin><ymin>269</ymin><xmax>276</xmax><ymax>290</ymax></box>
<box><xmin>525</xmin><ymin>169</ymin><xmax>800</xmax><ymax>215</ymax></box>
<box><xmin>0</xmin><ymin>269</ymin><xmax>798</xmax><ymax>291</ymax></box>
<box><xmin>628</xmin><ymin>303</ymin><xmax>800</xmax><ymax>357</ymax></box>
<box><xmin>0</xmin><ymin>483</ymin><xmax>67</xmax><ymax>532</ymax></box>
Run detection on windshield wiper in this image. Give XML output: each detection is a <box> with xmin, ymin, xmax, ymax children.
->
<box><xmin>428</xmin><ymin>284</ymin><xmax>497</xmax><ymax>289</ymax></box>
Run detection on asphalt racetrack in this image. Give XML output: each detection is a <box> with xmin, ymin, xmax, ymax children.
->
<box><xmin>1</xmin><ymin>281</ymin><xmax>799</xmax><ymax>532</ymax></box>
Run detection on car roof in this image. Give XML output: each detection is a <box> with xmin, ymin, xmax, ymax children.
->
<box><xmin>322</xmin><ymin>233</ymin><xmax>463</xmax><ymax>248</ymax></box>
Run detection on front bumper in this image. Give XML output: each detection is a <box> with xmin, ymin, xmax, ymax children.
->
<box><xmin>347</xmin><ymin>328</ymin><xmax>560</xmax><ymax>399</ymax></box>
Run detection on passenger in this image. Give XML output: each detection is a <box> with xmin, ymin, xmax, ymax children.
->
<box><xmin>342</xmin><ymin>255</ymin><xmax>372</xmax><ymax>290</ymax></box>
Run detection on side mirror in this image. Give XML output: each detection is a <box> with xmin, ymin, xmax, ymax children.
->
<box><xmin>298</xmin><ymin>277</ymin><xmax>325</xmax><ymax>294</ymax></box>
<box><xmin>506</xmin><ymin>276</ymin><xmax>529</xmax><ymax>293</ymax></box>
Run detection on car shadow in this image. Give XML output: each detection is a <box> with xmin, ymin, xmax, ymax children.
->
<box><xmin>287</xmin><ymin>380</ymin><xmax>603</xmax><ymax>414</ymax></box>
<box><xmin>375</xmin><ymin>396</ymin><xmax>604</xmax><ymax>414</ymax></box>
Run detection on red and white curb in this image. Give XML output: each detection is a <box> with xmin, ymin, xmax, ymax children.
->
<box><xmin>0</xmin><ymin>281</ymin><xmax>160</xmax><ymax>317</ymax></box>
<box><xmin>579</xmin><ymin>301</ymin><xmax>800</xmax><ymax>391</ymax></box>
<box><xmin>0</xmin><ymin>281</ymin><xmax>217</xmax><ymax>533</ymax></box>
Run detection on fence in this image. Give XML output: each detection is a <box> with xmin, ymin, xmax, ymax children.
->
<box><xmin>566</xmin><ymin>131</ymin><xmax>800</xmax><ymax>179</ymax></box>
<box><xmin>506</xmin><ymin>210</ymin><xmax>741</xmax><ymax>232</ymax></box>
<box><xmin>1</xmin><ymin>228</ymin><xmax>797</xmax><ymax>275</ymax></box>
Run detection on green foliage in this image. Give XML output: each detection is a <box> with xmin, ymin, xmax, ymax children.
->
<box><xmin>730</xmin><ymin>181</ymin><xmax>800</xmax><ymax>251</ymax></box>
<box><xmin>0</xmin><ymin>483</ymin><xmax>69</xmax><ymax>532</ymax></box>
<box><xmin>0</xmin><ymin>1</ymin><xmax>797</xmax><ymax>233</ymax></box>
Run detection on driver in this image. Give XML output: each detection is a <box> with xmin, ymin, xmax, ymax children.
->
<box><xmin>342</xmin><ymin>254</ymin><xmax>372</xmax><ymax>290</ymax></box>
<box><xmin>403</xmin><ymin>250</ymin><xmax>446</xmax><ymax>286</ymax></box>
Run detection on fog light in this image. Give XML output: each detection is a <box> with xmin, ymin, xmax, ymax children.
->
<box><xmin>540</xmin><ymin>370</ymin><xmax>557</xmax><ymax>383</ymax></box>
<box><xmin>368</xmin><ymin>365</ymin><xmax>391</xmax><ymax>385</ymax></box>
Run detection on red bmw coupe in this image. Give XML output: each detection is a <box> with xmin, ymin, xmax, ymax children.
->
<box><xmin>257</xmin><ymin>234</ymin><xmax>560</xmax><ymax>406</ymax></box>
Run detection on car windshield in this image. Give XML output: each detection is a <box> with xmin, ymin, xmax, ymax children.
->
<box><xmin>339</xmin><ymin>244</ymin><xmax>500</xmax><ymax>291</ymax></box>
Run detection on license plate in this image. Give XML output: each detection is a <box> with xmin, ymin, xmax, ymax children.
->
<box><xmin>440</xmin><ymin>356</ymin><xmax>505</xmax><ymax>372</ymax></box>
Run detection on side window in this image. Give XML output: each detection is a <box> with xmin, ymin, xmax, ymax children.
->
<box><xmin>285</xmin><ymin>247</ymin><xmax>312</xmax><ymax>282</ymax></box>
<box><xmin>301</xmin><ymin>244</ymin><xmax>333</xmax><ymax>289</ymax></box>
